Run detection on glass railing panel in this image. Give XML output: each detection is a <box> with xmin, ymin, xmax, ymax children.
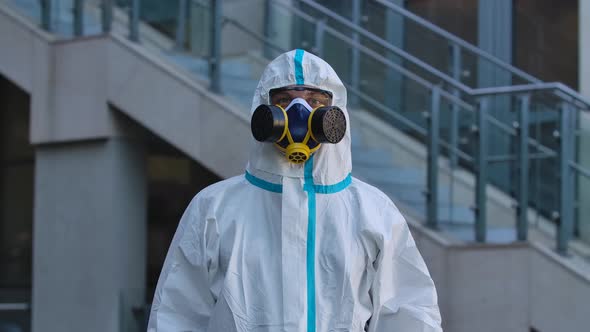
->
<box><xmin>0</xmin><ymin>311</ymin><xmax>29</xmax><ymax>332</ymax></box>
<box><xmin>437</xmin><ymin>95</ymin><xmax>478</xmax><ymax>233</ymax></box>
<box><xmin>111</xmin><ymin>0</ymin><xmax>212</xmax><ymax>83</ymax></box>
<box><xmin>461</xmin><ymin>90</ymin><xmax>565</xmax><ymax>238</ymax></box>
<box><xmin>1</xmin><ymin>0</ymin><xmax>42</xmax><ymax>27</ymax></box>
<box><xmin>0</xmin><ymin>289</ymin><xmax>31</xmax><ymax>332</ymax></box>
<box><xmin>527</xmin><ymin>92</ymin><xmax>562</xmax><ymax>228</ymax></box>
<box><xmin>53</xmin><ymin>0</ymin><xmax>80</xmax><ymax>36</ymax></box>
<box><xmin>377</xmin><ymin>0</ymin><xmax>537</xmax><ymax>88</ymax></box>
<box><xmin>106</xmin><ymin>1</ymin><xmax>167</xmax><ymax>49</ymax></box>
<box><xmin>577</xmin><ymin>110</ymin><xmax>590</xmax><ymax>241</ymax></box>
<box><xmin>135</xmin><ymin>0</ymin><xmax>182</xmax><ymax>41</ymax></box>
<box><xmin>351</xmin><ymin>74</ymin><xmax>431</xmax><ymax>220</ymax></box>
<box><xmin>296</xmin><ymin>0</ymin><xmax>538</xmax><ymax>93</ymax></box>
<box><xmin>219</xmin><ymin>0</ymin><xmax>278</xmax><ymax>109</ymax></box>
<box><xmin>320</xmin><ymin>32</ymin><xmax>353</xmax><ymax>86</ymax></box>
<box><xmin>485</xmin><ymin>94</ymin><xmax>518</xmax><ymax>192</ymax></box>
<box><xmin>186</xmin><ymin>0</ymin><xmax>212</xmax><ymax>57</ymax></box>
<box><xmin>3</xmin><ymin>0</ymin><xmax>104</xmax><ymax>37</ymax></box>
<box><xmin>313</xmin><ymin>0</ymin><xmax>352</xmax><ymax>20</ymax></box>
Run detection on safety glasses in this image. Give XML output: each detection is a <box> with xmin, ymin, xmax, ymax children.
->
<box><xmin>269</xmin><ymin>86</ymin><xmax>333</xmax><ymax>109</ymax></box>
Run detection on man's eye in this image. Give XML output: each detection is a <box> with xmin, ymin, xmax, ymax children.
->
<box><xmin>278</xmin><ymin>98</ymin><xmax>290</xmax><ymax>105</ymax></box>
<box><xmin>309</xmin><ymin>99</ymin><xmax>321</xmax><ymax>106</ymax></box>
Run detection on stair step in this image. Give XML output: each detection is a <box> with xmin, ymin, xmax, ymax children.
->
<box><xmin>387</xmin><ymin>185</ymin><xmax>453</xmax><ymax>204</ymax></box>
<box><xmin>399</xmin><ymin>201</ymin><xmax>475</xmax><ymax>225</ymax></box>
<box><xmin>355</xmin><ymin>167</ymin><xmax>425</xmax><ymax>187</ymax></box>
<box><xmin>440</xmin><ymin>225</ymin><xmax>517</xmax><ymax>243</ymax></box>
<box><xmin>352</xmin><ymin>149</ymin><xmax>395</xmax><ymax>168</ymax></box>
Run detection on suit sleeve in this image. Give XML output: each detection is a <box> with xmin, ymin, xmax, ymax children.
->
<box><xmin>366</xmin><ymin>205</ymin><xmax>443</xmax><ymax>332</ymax></box>
<box><xmin>147</xmin><ymin>197</ymin><xmax>220</xmax><ymax>332</ymax></box>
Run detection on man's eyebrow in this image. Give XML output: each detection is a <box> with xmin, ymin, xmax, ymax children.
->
<box><xmin>271</xmin><ymin>92</ymin><xmax>290</xmax><ymax>98</ymax></box>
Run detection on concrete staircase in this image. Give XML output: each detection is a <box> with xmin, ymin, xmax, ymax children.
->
<box><xmin>3</xmin><ymin>2</ymin><xmax>590</xmax><ymax>332</ymax></box>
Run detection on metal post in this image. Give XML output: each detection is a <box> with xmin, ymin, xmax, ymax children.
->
<box><xmin>101</xmin><ymin>0</ymin><xmax>113</xmax><ymax>33</ymax></box>
<box><xmin>41</xmin><ymin>0</ymin><xmax>52</xmax><ymax>32</ymax></box>
<box><xmin>129</xmin><ymin>0</ymin><xmax>140</xmax><ymax>42</ymax></box>
<box><xmin>426</xmin><ymin>87</ymin><xmax>441</xmax><ymax>229</ymax></box>
<box><xmin>557</xmin><ymin>102</ymin><xmax>574</xmax><ymax>255</ymax></box>
<box><xmin>175</xmin><ymin>0</ymin><xmax>188</xmax><ymax>50</ymax></box>
<box><xmin>73</xmin><ymin>0</ymin><xmax>84</xmax><ymax>37</ymax></box>
<box><xmin>516</xmin><ymin>94</ymin><xmax>530</xmax><ymax>241</ymax></box>
<box><xmin>350</xmin><ymin>0</ymin><xmax>361</xmax><ymax>106</ymax></box>
<box><xmin>448</xmin><ymin>42</ymin><xmax>462</xmax><ymax>223</ymax></box>
<box><xmin>449</xmin><ymin>43</ymin><xmax>462</xmax><ymax>168</ymax></box>
<box><xmin>210</xmin><ymin>0</ymin><xmax>222</xmax><ymax>93</ymax></box>
<box><xmin>314</xmin><ymin>19</ymin><xmax>326</xmax><ymax>58</ymax></box>
<box><xmin>475</xmin><ymin>97</ymin><xmax>489</xmax><ymax>242</ymax></box>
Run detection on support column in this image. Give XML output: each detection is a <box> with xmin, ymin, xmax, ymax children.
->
<box><xmin>385</xmin><ymin>0</ymin><xmax>404</xmax><ymax>113</ymax></box>
<box><xmin>477</xmin><ymin>0</ymin><xmax>513</xmax><ymax>196</ymax></box>
<box><xmin>578</xmin><ymin>0</ymin><xmax>590</xmax><ymax>244</ymax></box>
<box><xmin>477</xmin><ymin>0</ymin><xmax>512</xmax><ymax>87</ymax></box>
<box><xmin>28</xmin><ymin>36</ymin><xmax>147</xmax><ymax>332</ymax></box>
<box><xmin>350</xmin><ymin>0</ymin><xmax>361</xmax><ymax>107</ymax></box>
<box><xmin>32</xmin><ymin>138</ymin><xmax>146</xmax><ymax>332</ymax></box>
<box><xmin>266</xmin><ymin>0</ymin><xmax>294</xmax><ymax>58</ymax></box>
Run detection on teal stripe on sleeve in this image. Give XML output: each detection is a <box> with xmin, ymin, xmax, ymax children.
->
<box><xmin>294</xmin><ymin>49</ymin><xmax>305</xmax><ymax>85</ymax></box>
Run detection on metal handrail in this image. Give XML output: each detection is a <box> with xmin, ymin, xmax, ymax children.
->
<box><xmin>471</xmin><ymin>82</ymin><xmax>590</xmax><ymax>109</ymax></box>
<box><xmin>294</xmin><ymin>0</ymin><xmax>590</xmax><ymax>113</ymax></box>
<box><xmin>571</xmin><ymin>161</ymin><xmax>590</xmax><ymax>180</ymax></box>
<box><xmin>271</xmin><ymin>0</ymin><xmax>559</xmax><ymax>157</ymax></box>
<box><xmin>347</xmin><ymin>84</ymin><xmax>472</xmax><ymax>164</ymax></box>
<box><xmin>223</xmin><ymin>17</ymin><xmax>286</xmax><ymax>54</ymax></box>
<box><xmin>272</xmin><ymin>0</ymin><xmax>475</xmax><ymax>112</ymax></box>
<box><xmin>0</xmin><ymin>303</ymin><xmax>30</xmax><ymax>311</ymax></box>
<box><xmin>371</xmin><ymin>0</ymin><xmax>540</xmax><ymax>84</ymax></box>
<box><xmin>292</xmin><ymin>0</ymin><xmax>473</xmax><ymax>93</ymax></box>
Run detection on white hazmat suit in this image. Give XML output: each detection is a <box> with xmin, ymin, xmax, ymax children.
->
<box><xmin>148</xmin><ymin>49</ymin><xmax>443</xmax><ymax>332</ymax></box>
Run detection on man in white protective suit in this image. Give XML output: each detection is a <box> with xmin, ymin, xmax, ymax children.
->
<box><xmin>147</xmin><ymin>49</ymin><xmax>443</xmax><ymax>332</ymax></box>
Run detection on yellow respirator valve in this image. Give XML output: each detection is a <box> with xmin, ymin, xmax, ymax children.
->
<box><xmin>286</xmin><ymin>143</ymin><xmax>310</xmax><ymax>164</ymax></box>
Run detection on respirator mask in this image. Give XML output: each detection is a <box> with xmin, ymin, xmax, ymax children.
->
<box><xmin>251</xmin><ymin>87</ymin><xmax>347</xmax><ymax>164</ymax></box>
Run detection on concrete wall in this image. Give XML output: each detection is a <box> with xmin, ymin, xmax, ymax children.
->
<box><xmin>409</xmin><ymin>221</ymin><xmax>530</xmax><ymax>332</ymax></box>
<box><xmin>0</xmin><ymin>5</ymin><xmax>52</xmax><ymax>92</ymax></box>
<box><xmin>528</xmin><ymin>244</ymin><xmax>590</xmax><ymax>332</ymax></box>
<box><xmin>31</xmin><ymin>37</ymin><xmax>118</xmax><ymax>143</ymax></box>
<box><xmin>107</xmin><ymin>35</ymin><xmax>251</xmax><ymax>179</ymax></box>
<box><xmin>408</xmin><ymin>219</ymin><xmax>590</xmax><ymax>332</ymax></box>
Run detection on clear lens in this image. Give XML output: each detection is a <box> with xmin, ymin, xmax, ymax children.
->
<box><xmin>270</xmin><ymin>89</ymin><xmax>332</xmax><ymax>109</ymax></box>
